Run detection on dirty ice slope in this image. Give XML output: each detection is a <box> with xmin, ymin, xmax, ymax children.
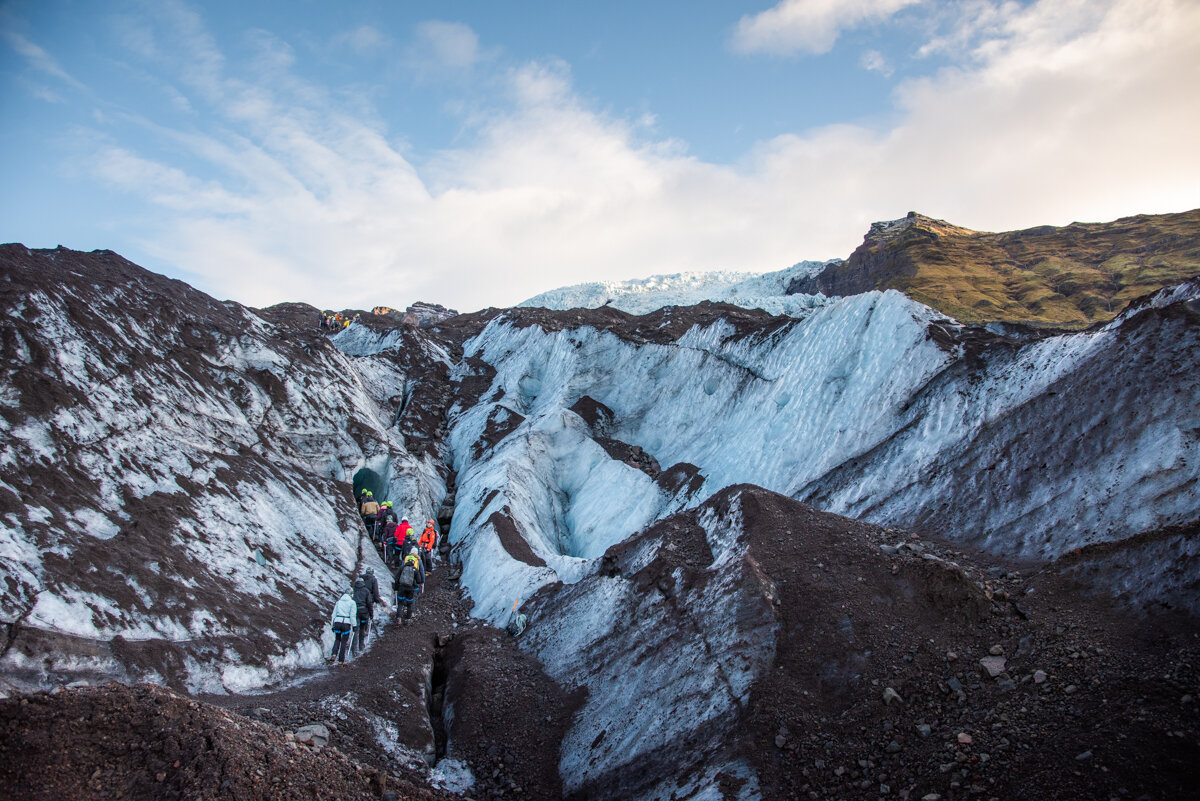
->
<box><xmin>0</xmin><ymin>246</ymin><xmax>448</xmax><ymax>693</ymax></box>
<box><xmin>449</xmin><ymin>283</ymin><xmax>1200</xmax><ymax>622</ymax></box>
<box><xmin>444</xmin><ymin>283</ymin><xmax>1199</xmax><ymax>799</ymax></box>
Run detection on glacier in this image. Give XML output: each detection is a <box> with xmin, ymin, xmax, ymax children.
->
<box><xmin>435</xmin><ymin>281</ymin><xmax>1199</xmax><ymax>798</ymax></box>
<box><xmin>2</xmin><ymin>243</ymin><xmax>1197</xmax><ymax>801</ymax></box>
<box><xmin>0</xmin><ymin>247</ymin><xmax>450</xmax><ymax>693</ymax></box>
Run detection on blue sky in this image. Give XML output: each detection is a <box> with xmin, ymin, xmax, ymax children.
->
<box><xmin>2</xmin><ymin>0</ymin><xmax>1198</xmax><ymax>312</ymax></box>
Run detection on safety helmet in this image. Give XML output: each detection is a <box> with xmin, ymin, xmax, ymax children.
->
<box><xmin>365</xmin><ymin>567</ymin><xmax>374</xmax><ymax>575</ymax></box>
<box><xmin>401</xmin><ymin>516</ymin><xmax>408</xmax><ymax>523</ymax></box>
<box><xmin>385</xmin><ymin>501</ymin><xmax>393</xmax><ymax>507</ymax></box>
<box><xmin>427</xmin><ymin>519</ymin><xmax>435</xmax><ymax>526</ymax></box>
<box><xmin>405</xmin><ymin>554</ymin><xmax>419</xmax><ymax>567</ymax></box>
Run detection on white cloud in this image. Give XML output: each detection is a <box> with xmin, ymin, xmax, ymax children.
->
<box><xmin>83</xmin><ymin>0</ymin><xmax>1200</xmax><ymax>315</ymax></box>
<box><xmin>411</xmin><ymin>20</ymin><xmax>483</xmax><ymax>74</ymax></box>
<box><xmin>861</xmin><ymin>49</ymin><xmax>893</xmax><ymax>75</ymax></box>
<box><xmin>333</xmin><ymin>24</ymin><xmax>388</xmax><ymax>54</ymax></box>
<box><xmin>732</xmin><ymin>0</ymin><xmax>923</xmax><ymax>56</ymax></box>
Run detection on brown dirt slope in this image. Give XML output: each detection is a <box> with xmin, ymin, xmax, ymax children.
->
<box><xmin>724</xmin><ymin>488</ymin><xmax>1200</xmax><ymax>801</ymax></box>
<box><xmin>790</xmin><ymin>209</ymin><xmax>1200</xmax><ymax>328</ymax></box>
<box><xmin>0</xmin><ymin>682</ymin><xmax>452</xmax><ymax>801</ymax></box>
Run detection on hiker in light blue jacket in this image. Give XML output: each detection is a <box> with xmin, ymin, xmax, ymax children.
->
<box><xmin>329</xmin><ymin>585</ymin><xmax>358</xmax><ymax>665</ymax></box>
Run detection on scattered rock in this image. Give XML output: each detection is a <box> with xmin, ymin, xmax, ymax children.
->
<box><xmin>989</xmin><ymin>645</ymin><xmax>1004</xmax><ymax>656</ymax></box>
<box><xmin>883</xmin><ymin>687</ymin><xmax>903</xmax><ymax>706</ymax></box>
<box><xmin>294</xmin><ymin>723</ymin><xmax>331</xmax><ymax>748</ymax></box>
<box><xmin>958</xmin><ymin>732</ymin><xmax>974</xmax><ymax>745</ymax></box>
<box><xmin>1033</xmin><ymin>670</ymin><xmax>1048</xmax><ymax>684</ymax></box>
<box><xmin>979</xmin><ymin>656</ymin><xmax>1007</xmax><ymax>678</ymax></box>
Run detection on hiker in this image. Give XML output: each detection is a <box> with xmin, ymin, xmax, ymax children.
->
<box><xmin>329</xmin><ymin>584</ymin><xmax>357</xmax><ymax>664</ymax></box>
<box><xmin>351</xmin><ymin>576</ymin><xmax>373</xmax><ymax>655</ymax></box>
<box><xmin>396</xmin><ymin>516</ymin><xmax>415</xmax><ymax>549</ymax></box>
<box><xmin>379</xmin><ymin>500</ymin><xmax>398</xmax><ymax>529</ymax></box>
<box><xmin>393</xmin><ymin>517</ymin><xmax>417</xmax><ymax>565</ymax></box>
<box><xmin>408</xmin><ymin>545</ymin><xmax>426</xmax><ymax>589</ymax></box>
<box><xmin>419</xmin><ymin>519</ymin><xmax>438</xmax><ymax>574</ymax></box>
<box><xmin>394</xmin><ymin>552</ymin><xmax>423</xmax><ymax>620</ymax></box>
<box><xmin>381</xmin><ymin>518</ymin><xmax>399</xmax><ymax>564</ymax></box>
<box><xmin>362</xmin><ymin>566</ymin><xmax>382</xmax><ymax>606</ymax></box>
<box><xmin>361</xmin><ymin>494</ymin><xmax>381</xmax><ymax>537</ymax></box>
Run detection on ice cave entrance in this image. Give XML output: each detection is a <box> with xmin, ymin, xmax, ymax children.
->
<box><xmin>353</xmin><ymin>467</ymin><xmax>386</xmax><ymax>501</ymax></box>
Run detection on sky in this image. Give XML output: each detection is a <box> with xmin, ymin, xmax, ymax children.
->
<box><xmin>2</xmin><ymin>0</ymin><xmax>1198</xmax><ymax>313</ymax></box>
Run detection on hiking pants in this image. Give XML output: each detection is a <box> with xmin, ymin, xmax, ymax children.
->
<box><xmin>351</xmin><ymin>613</ymin><xmax>371</xmax><ymax>654</ymax></box>
<box><xmin>396</xmin><ymin>587</ymin><xmax>416</xmax><ymax>619</ymax></box>
<box><xmin>420</xmin><ymin>547</ymin><xmax>432</xmax><ymax>573</ymax></box>
<box><xmin>331</xmin><ymin>622</ymin><xmax>353</xmax><ymax>663</ymax></box>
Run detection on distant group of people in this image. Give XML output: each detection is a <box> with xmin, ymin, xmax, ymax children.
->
<box><xmin>320</xmin><ymin>311</ymin><xmax>360</xmax><ymax>331</ymax></box>
<box><xmin>326</xmin><ymin>488</ymin><xmax>442</xmax><ymax>665</ymax></box>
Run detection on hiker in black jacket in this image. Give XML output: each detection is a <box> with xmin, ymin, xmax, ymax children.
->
<box><xmin>393</xmin><ymin>553</ymin><xmax>423</xmax><ymax>621</ymax></box>
<box><xmin>361</xmin><ymin>567</ymin><xmax>382</xmax><ymax>607</ymax></box>
<box><xmin>350</xmin><ymin>577</ymin><xmax>374</xmax><ymax>655</ymax></box>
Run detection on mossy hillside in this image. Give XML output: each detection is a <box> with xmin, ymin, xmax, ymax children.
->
<box><xmin>809</xmin><ymin>209</ymin><xmax>1200</xmax><ymax>329</ymax></box>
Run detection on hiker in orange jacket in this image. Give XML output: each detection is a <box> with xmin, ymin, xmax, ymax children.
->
<box><xmin>418</xmin><ymin>520</ymin><xmax>437</xmax><ymax>574</ymax></box>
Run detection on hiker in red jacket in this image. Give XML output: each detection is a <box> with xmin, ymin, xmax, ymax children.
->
<box><xmin>392</xmin><ymin>517</ymin><xmax>414</xmax><ymax>563</ymax></box>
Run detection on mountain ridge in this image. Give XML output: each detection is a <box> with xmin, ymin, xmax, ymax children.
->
<box><xmin>787</xmin><ymin>208</ymin><xmax>1200</xmax><ymax>328</ymax></box>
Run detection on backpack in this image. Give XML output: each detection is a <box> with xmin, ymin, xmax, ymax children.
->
<box><xmin>398</xmin><ymin>564</ymin><xmax>416</xmax><ymax>589</ymax></box>
<box><xmin>506</xmin><ymin>613</ymin><xmax>528</xmax><ymax>637</ymax></box>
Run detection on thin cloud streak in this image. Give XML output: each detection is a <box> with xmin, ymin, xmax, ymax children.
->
<box><xmin>4</xmin><ymin>30</ymin><xmax>87</xmax><ymax>90</ymax></box>
<box><xmin>732</xmin><ymin>0</ymin><xmax>923</xmax><ymax>56</ymax></box>
<box><xmin>78</xmin><ymin>0</ymin><xmax>1200</xmax><ymax>313</ymax></box>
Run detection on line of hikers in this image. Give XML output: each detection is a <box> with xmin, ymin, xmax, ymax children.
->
<box><xmin>326</xmin><ymin>489</ymin><xmax>440</xmax><ymax>665</ymax></box>
<box><xmin>320</xmin><ymin>311</ymin><xmax>360</xmax><ymax>331</ymax></box>
<box><xmin>358</xmin><ymin>489</ymin><xmax>438</xmax><ymax>576</ymax></box>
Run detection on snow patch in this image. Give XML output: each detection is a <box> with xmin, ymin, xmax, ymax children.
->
<box><xmin>520</xmin><ymin>261</ymin><xmax>832</xmax><ymax>317</ymax></box>
<box><xmin>430</xmin><ymin>759</ymin><xmax>476</xmax><ymax>793</ymax></box>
